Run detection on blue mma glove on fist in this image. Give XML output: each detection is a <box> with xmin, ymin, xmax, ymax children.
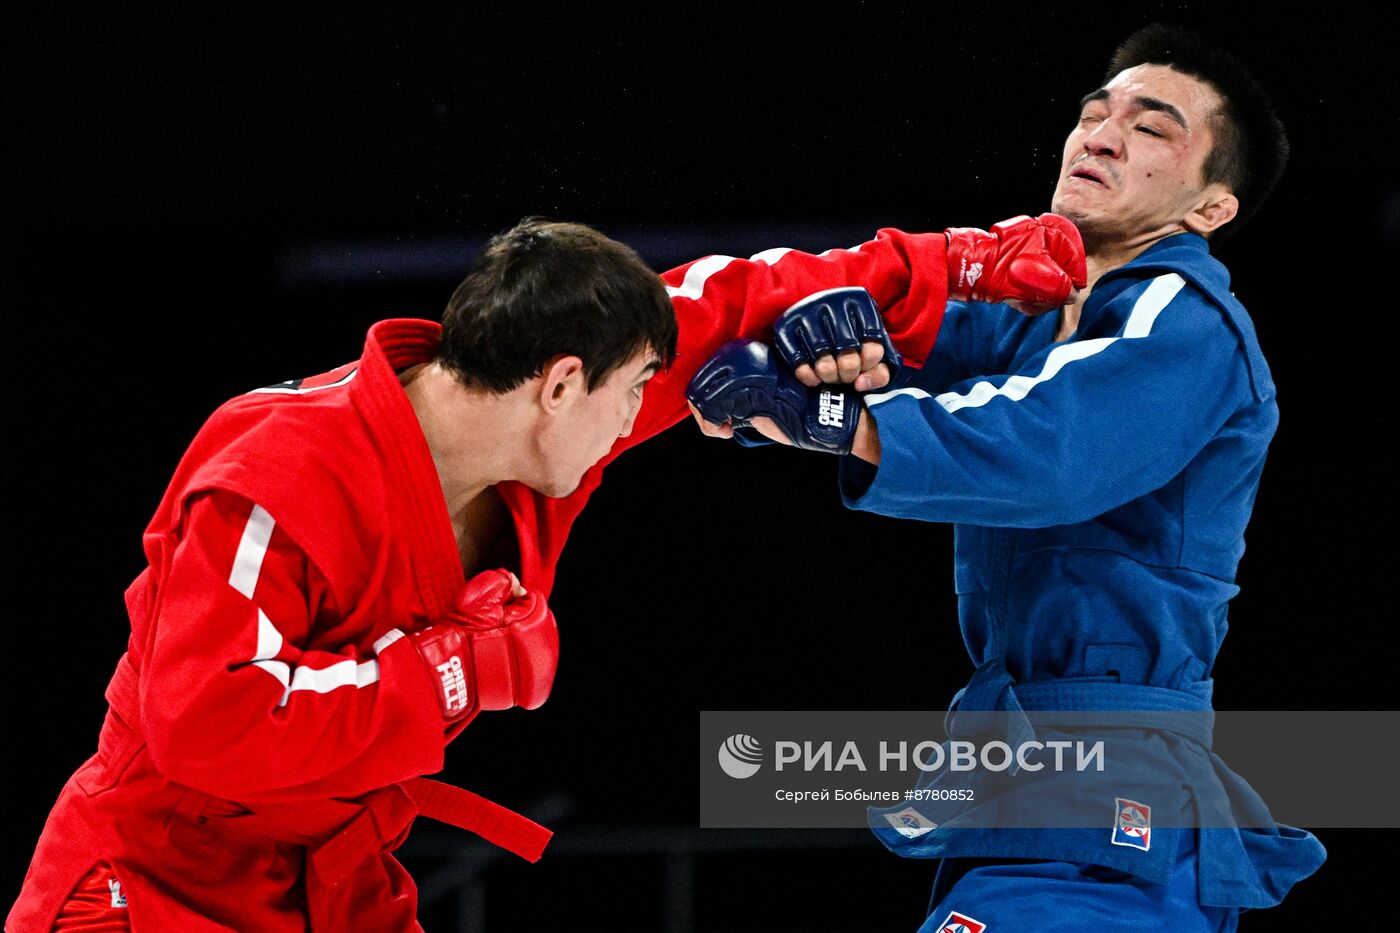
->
<box><xmin>772</xmin><ymin>286</ymin><xmax>902</xmax><ymax>383</ymax></box>
<box><xmin>687</xmin><ymin>340</ymin><xmax>860</xmax><ymax>454</ymax></box>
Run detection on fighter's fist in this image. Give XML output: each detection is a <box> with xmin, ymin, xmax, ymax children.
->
<box><xmin>687</xmin><ymin>340</ymin><xmax>860</xmax><ymax>454</ymax></box>
<box><xmin>945</xmin><ymin>213</ymin><xmax>1087</xmax><ymax>313</ymax></box>
<box><xmin>409</xmin><ymin>569</ymin><xmax>559</xmax><ymax>721</ymax></box>
<box><xmin>773</xmin><ymin>287</ymin><xmax>902</xmax><ymax>391</ymax></box>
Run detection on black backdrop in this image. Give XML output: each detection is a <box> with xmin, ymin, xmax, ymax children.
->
<box><xmin>4</xmin><ymin>3</ymin><xmax>1396</xmax><ymax>929</ymax></box>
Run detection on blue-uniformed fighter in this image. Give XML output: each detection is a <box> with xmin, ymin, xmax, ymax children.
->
<box><xmin>688</xmin><ymin>24</ymin><xmax>1324</xmax><ymax>932</ymax></box>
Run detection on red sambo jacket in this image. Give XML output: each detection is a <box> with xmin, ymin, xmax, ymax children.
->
<box><xmin>9</xmin><ymin>229</ymin><xmax>951</xmax><ymax>931</ymax></box>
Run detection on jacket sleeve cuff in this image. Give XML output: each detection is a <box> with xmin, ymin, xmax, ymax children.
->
<box><xmin>839</xmin><ymin>455</ymin><xmax>880</xmax><ymax>505</ymax></box>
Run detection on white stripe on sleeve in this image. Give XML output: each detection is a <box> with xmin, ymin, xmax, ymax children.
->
<box><xmin>226</xmin><ymin>501</ymin><xmax>397</xmax><ymax>705</ymax></box>
<box><xmin>252</xmin><ymin>659</ymin><xmax>291</xmax><ymax>689</ymax></box>
<box><xmin>373</xmin><ymin>629</ymin><xmax>406</xmax><ymax>653</ymax></box>
<box><xmin>276</xmin><ymin>659</ymin><xmax>382</xmax><ymax>707</ymax></box>
<box><xmin>253</xmin><ymin>608</ymin><xmax>284</xmax><ymax>661</ymax></box>
<box><xmin>749</xmin><ymin>247</ymin><xmax>793</xmax><ymax>266</ymax></box>
<box><xmin>866</xmin><ymin>273</ymin><xmax>1186</xmax><ymax>415</ymax></box>
<box><xmin>1121</xmin><ymin>273</ymin><xmax>1183</xmax><ymax>338</ymax></box>
<box><xmin>665</xmin><ymin>254</ymin><xmax>739</xmax><ymax>300</ymax></box>
<box><xmin>244</xmin><ymin>606</ymin><xmax>389</xmax><ymax>706</ymax></box>
<box><xmin>228</xmin><ymin>504</ymin><xmax>276</xmax><ymax>599</ymax></box>
<box><xmin>664</xmin><ymin>242</ymin><xmax>867</xmax><ymax>301</ymax></box>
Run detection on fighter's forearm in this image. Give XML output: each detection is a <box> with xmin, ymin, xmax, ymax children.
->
<box><xmin>850</xmin><ymin>404</ymin><xmax>882</xmax><ymax>465</ymax></box>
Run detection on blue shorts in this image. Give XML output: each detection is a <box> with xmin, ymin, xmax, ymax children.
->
<box><xmin>918</xmin><ymin>831</ymin><xmax>1239</xmax><ymax>932</ymax></box>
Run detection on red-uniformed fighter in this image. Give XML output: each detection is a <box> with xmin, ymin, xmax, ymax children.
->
<box><xmin>10</xmin><ymin>215</ymin><xmax>1081</xmax><ymax>931</ymax></box>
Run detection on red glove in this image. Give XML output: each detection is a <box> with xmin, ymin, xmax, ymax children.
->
<box><xmin>409</xmin><ymin>569</ymin><xmax>560</xmax><ymax>721</ymax></box>
<box><xmin>945</xmin><ymin>213</ymin><xmax>1087</xmax><ymax>313</ymax></box>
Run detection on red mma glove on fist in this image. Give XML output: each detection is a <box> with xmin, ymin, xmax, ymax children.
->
<box><xmin>409</xmin><ymin>569</ymin><xmax>560</xmax><ymax>722</ymax></box>
<box><xmin>945</xmin><ymin>213</ymin><xmax>1087</xmax><ymax>313</ymax></box>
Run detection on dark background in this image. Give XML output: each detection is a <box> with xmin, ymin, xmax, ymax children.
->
<box><xmin>4</xmin><ymin>3</ymin><xmax>1395</xmax><ymax>929</ymax></box>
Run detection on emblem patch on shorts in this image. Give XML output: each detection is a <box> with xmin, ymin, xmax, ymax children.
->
<box><xmin>884</xmin><ymin>806</ymin><xmax>937</xmax><ymax>839</ymax></box>
<box><xmin>1111</xmin><ymin>797</ymin><xmax>1151</xmax><ymax>851</ymax></box>
<box><xmin>107</xmin><ymin>877</ymin><xmax>127</xmax><ymax>909</ymax></box>
<box><xmin>937</xmin><ymin>911</ymin><xmax>986</xmax><ymax>933</ymax></box>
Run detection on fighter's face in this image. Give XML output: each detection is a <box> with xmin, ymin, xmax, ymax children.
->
<box><xmin>535</xmin><ymin>348</ymin><xmax>659</xmax><ymax>498</ymax></box>
<box><xmin>1051</xmin><ymin>65</ymin><xmax>1224</xmax><ymax>245</ymax></box>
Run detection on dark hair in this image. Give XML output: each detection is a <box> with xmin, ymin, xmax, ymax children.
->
<box><xmin>1106</xmin><ymin>24</ymin><xmax>1288</xmax><ymax>240</ymax></box>
<box><xmin>438</xmin><ymin>218</ymin><xmax>677</xmax><ymax>392</ymax></box>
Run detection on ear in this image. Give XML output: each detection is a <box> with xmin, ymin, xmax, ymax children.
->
<box><xmin>538</xmin><ymin>355</ymin><xmax>586</xmax><ymax>414</ymax></box>
<box><xmin>1183</xmin><ymin>184</ymin><xmax>1239</xmax><ymax>237</ymax></box>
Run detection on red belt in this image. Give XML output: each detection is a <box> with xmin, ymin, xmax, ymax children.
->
<box><xmin>308</xmin><ymin>777</ymin><xmax>552</xmax><ymax>888</ymax></box>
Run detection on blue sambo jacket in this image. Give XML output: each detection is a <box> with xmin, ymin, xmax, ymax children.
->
<box><xmin>842</xmin><ymin>233</ymin><xmax>1326</xmax><ymax>909</ymax></box>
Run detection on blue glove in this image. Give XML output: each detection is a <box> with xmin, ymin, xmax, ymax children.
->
<box><xmin>772</xmin><ymin>286</ymin><xmax>902</xmax><ymax>383</ymax></box>
<box><xmin>687</xmin><ymin>340</ymin><xmax>860</xmax><ymax>455</ymax></box>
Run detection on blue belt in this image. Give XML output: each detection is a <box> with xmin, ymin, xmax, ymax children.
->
<box><xmin>876</xmin><ymin>662</ymin><xmax>1325</xmax><ymax>909</ymax></box>
<box><xmin>945</xmin><ymin>659</ymin><xmax>1215</xmax><ymax>766</ymax></box>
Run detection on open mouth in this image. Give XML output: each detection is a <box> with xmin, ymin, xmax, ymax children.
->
<box><xmin>1069</xmin><ymin>168</ymin><xmax>1108</xmax><ymax>188</ymax></box>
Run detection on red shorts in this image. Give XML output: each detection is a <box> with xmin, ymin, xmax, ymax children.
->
<box><xmin>51</xmin><ymin>863</ymin><xmax>130</xmax><ymax>933</ymax></box>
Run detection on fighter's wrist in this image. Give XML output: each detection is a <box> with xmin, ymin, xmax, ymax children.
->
<box><xmin>409</xmin><ymin>622</ymin><xmax>476</xmax><ymax>721</ymax></box>
<box><xmin>848</xmin><ymin>403</ymin><xmax>881</xmax><ymax>465</ymax></box>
